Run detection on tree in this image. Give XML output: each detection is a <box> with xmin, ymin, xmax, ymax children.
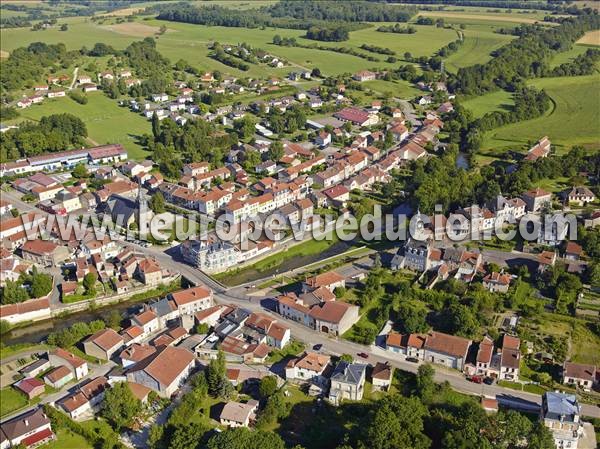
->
<box><xmin>267</xmin><ymin>141</ymin><xmax>284</xmax><ymax>161</ymax></box>
<box><xmin>30</xmin><ymin>271</ymin><xmax>53</xmax><ymax>298</ymax></box>
<box><xmin>106</xmin><ymin>310</ymin><xmax>122</xmax><ymax>330</ymax></box>
<box><xmin>83</xmin><ymin>272</ymin><xmax>97</xmax><ymax>295</ymax></box>
<box><xmin>397</xmin><ymin>302</ymin><xmax>429</xmax><ymax>334</ymax></box>
<box><xmin>147</xmin><ymin>425</ymin><xmax>164</xmax><ymax>449</ymax></box>
<box><xmin>415</xmin><ymin>364</ymin><xmax>435</xmax><ymax>402</ymax></box>
<box><xmin>169</xmin><ymin>423</ymin><xmax>208</xmax><ymax>449</ymax></box>
<box><xmin>150</xmin><ymin>191</ymin><xmax>166</xmax><ymax>214</ymax></box>
<box><xmin>206</xmin><ymin>350</ymin><xmax>233</xmax><ymax>398</ymax></box>
<box><xmin>259</xmin><ymin>376</ymin><xmax>278</xmax><ymax>398</ymax></box>
<box><xmin>527</xmin><ymin>422</ymin><xmax>556</xmax><ymax>449</ymax></box>
<box><xmin>101</xmin><ymin>382</ymin><xmax>142</xmax><ymax>430</ymax></box>
<box><xmin>340</xmin><ymin>354</ymin><xmax>354</xmax><ymax>363</ymax></box>
<box><xmin>195</xmin><ymin>322</ymin><xmax>210</xmax><ymax>334</ymax></box>
<box><xmin>364</xmin><ymin>395</ymin><xmax>430</xmax><ymax>449</ymax></box>
<box><xmin>152</xmin><ymin>111</ymin><xmax>160</xmax><ymax>139</ymax></box>
<box><xmin>1</xmin><ymin>280</ymin><xmax>29</xmax><ymax>304</ymax></box>
<box><xmin>72</xmin><ymin>163</ymin><xmax>88</xmax><ymax>179</ymax></box>
<box><xmin>234</xmin><ymin>115</ymin><xmax>256</xmax><ymax>140</ymax></box>
<box><xmin>206</xmin><ymin>428</ymin><xmax>285</xmax><ymax>449</ymax></box>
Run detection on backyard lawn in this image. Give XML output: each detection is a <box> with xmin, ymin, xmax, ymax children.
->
<box><xmin>0</xmin><ymin>387</ymin><xmax>28</xmax><ymax>417</ymax></box>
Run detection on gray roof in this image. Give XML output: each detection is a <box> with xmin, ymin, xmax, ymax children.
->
<box><xmin>330</xmin><ymin>361</ymin><xmax>367</xmax><ymax>385</ymax></box>
<box><xmin>107</xmin><ymin>194</ymin><xmax>138</xmax><ymax>226</ymax></box>
<box><xmin>0</xmin><ymin>408</ymin><xmax>50</xmax><ymax>440</ymax></box>
<box><xmin>544</xmin><ymin>392</ymin><xmax>580</xmax><ymax>421</ymax></box>
<box><xmin>150</xmin><ymin>297</ymin><xmax>175</xmax><ymax>318</ymax></box>
<box><xmin>20</xmin><ymin>358</ymin><xmax>50</xmax><ymax>375</ymax></box>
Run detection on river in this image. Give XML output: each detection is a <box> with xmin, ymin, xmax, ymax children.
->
<box><xmin>2</xmin><ymin>298</ymin><xmax>149</xmax><ymax>347</ymax></box>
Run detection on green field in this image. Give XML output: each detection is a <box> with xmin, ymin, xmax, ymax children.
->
<box><xmin>461</xmin><ymin>89</ymin><xmax>514</xmax><ymax>118</ymax></box>
<box><xmin>361</xmin><ymin>79</ymin><xmax>421</xmax><ymax>99</ymax></box>
<box><xmin>11</xmin><ymin>94</ymin><xmax>151</xmax><ymax>160</ymax></box>
<box><xmin>40</xmin><ymin>428</ymin><xmax>92</xmax><ymax>449</ymax></box>
<box><xmin>0</xmin><ymin>387</ymin><xmax>28</xmax><ymax>417</ymax></box>
<box><xmin>549</xmin><ymin>43</ymin><xmax>599</xmax><ymax>68</ymax></box>
<box><xmin>445</xmin><ymin>25</ymin><xmax>514</xmax><ymax>72</ymax></box>
<box><xmin>480</xmin><ymin>73</ymin><xmax>600</xmax><ymax>156</ymax></box>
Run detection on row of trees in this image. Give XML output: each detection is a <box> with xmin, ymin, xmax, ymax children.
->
<box><xmin>271</xmin><ymin>35</ymin><xmax>379</xmax><ymax>61</ymax></box>
<box><xmin>376</xmin><ymin>23</ymin><xmax>417</xmax><ymax>34</ymax></box>
<box><xmin>450</xmin><ymin>13</ymin><xmax>600</xmax><ymax>94</ymax></box>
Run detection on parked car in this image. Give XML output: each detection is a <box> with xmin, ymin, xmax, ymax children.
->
<box><xmin>313</xmin><ymin>344</ymin><xmax>323</xmax><ymax>351</ymax></box>
<box><xmin>356</xmin><ymin>352</ymin><xmax>369</xmax><ymax>359</ymax></box>
<box><xmin>483</xmin><ymin>377</ymin><xmax>494</xmax><ymax>385</ymax></box>
<box><xmin>468</xmin><ymin>375</ymin><xmax>483</xmax><ymax>384</ymax></box>
<box><xmin>405</xmin><ymin>357</ymin><xmax>419</xmax><ymax>363</ymax></box>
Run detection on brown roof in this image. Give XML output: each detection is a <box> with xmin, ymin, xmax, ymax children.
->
<box><xmin>121</xmin><ymin>325</ymin><xmax>143</xmax><ymax>339</ymax></box>
<box><xmin>129</xmin><ymin>346</ymin><xmax>195</xmax><ymax>388</ymax></box>
<box><xmin>565</xmin><ymin>241</ymin><xmax>583</xmax><ymax>256</ymax></box>
<box><xmin>267</xmin><ymin>322</ymin><xmax>289</xmax><ymax>341</ymax></box>
<box><xmin>61</xmin><ymin>392</ymin><xmax>88</xmax><ymax>412</ymax></box>
<box><xmin>21</xmin><ymin>239</ymin><xmax>59</xmax><ymax>256</ymax></box>
<box><xmin>481</xmin><ymin>397</ymin><xmax>498</xmax><ymax>410</ymax></box>
<box><xmin>424</xmin><ymin>331</ymin><xmax>471</xmax><ymax>359</ymax></box>
<box><xmin>372</xmin><ymin>361</ymin><xmax>392</xmax><ymax>380</ymax></box>
<box><xmin>0</xmin><ymin>408</ymin><xmax>51</xmax><ymax>441</ymax></box>
<box><xmin>120</xmin><ymin>344</ymin><xmax>157</xmax><ymax>363</ymax></box>
<box><xmin>195</xmin><ymin>305</ymin><xmax>225</xmax><ymax>322</ymax></box>
<box><xmin>245</xmin><ymin>312</ymin><xmax>276</xmax><ymax>333</ymax></box>
<box><xmin>169</xmin><ymin>286</ymin><xmax>211</xmax><ymax>307</ymax></box>
<box><xmin>564</xmin><ymin>362</ymin><xmax>596</xmax><ymax>381</ymax></box>
<box><xmin>219</xmin><ymin>401</ymin><xmax>257</xmax><ymax>423</ymax></box>
<box><xmin>524</xmin><ymin>187</ymin><xmax>550</xmax><ymax>198</ymax></box>
<box><xmin>502</xmin><ymin>334</ymin><xmax>520</xmax><ymax>351</ymax></box>
<box><xmin>85</xmin><ymin>328</ymin><xmax>123</xmax><ymax>351</ymax></box>
<box><xmin>80</xmin><ymin>376</ymin><xmax>109</xmax><ymax>399</ymax></box>
<box><xmin>308</xmin><ymin>301</ymin><xmax>353</xmax><ymax>324</ymax></box>
<box><xmin>52</xmin><ymin>348</ymin><xmax>86</xmax><ymax>368</ymax></box>
<box><xmin>501</xmin><ymin>348</ymin><xmax>520</xmax><ymax>369</ymax></box>
<box><xmin>133</xmin><ymin>309</ymin><xmax>157</xmax><ymax>326</ymax></box>
<box><xmin>0</xmin><ymin>298</ymin><xmax>50</xmax><ymax>319</ymax></box>
<box><xmin>306</xmin><ymin>271</ymin><xmax>345</xmax><ymax>289</ymax></box>
<box><xmin>45</xmin><ymin>365</ymin><xmax>72</xmax><ymax>383</ymax></box>
<box><xmin>293</xmin><ymin>352</ymin><xmax>330</xmax><ymax>372</ymax></box>
<box><xmin>128</xmin><ymin>382</ymin><xmax>152</xmax><ymax>401</ymax></box>
<box><xmin>477</xmin><ymin>337</ymin><xmax>494</xmax><ymax>364</ymax></box>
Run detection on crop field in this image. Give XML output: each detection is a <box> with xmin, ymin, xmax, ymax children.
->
<box><xmin>461</xmin><ymin>89</ymin><xmax>514</xmax><ymax>118</ymax></box>
<box><xmin>480</xmin><ymin>73</ymin><xmax>600</xmax><ymax>157</ymax></box>
<box><xmin>10</xmin><ymin>94</ymin><xmax>151</xmax><ymax>160</ymax></box>
<box><xmin>577</xmin><ymin>29</ymin><xmax>600</xmax><ymax>45</ymax></box>
<box><xmin>549</xmin><ymin>43</ymin><xmax>597</xmax><ymax>68</ymax></box>
<box><xmin>361</xmin><ymin>79</ymin><xmax>421</xmax><ymax>99</ymax></box>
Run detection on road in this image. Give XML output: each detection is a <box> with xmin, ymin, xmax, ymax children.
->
<box><xmin>68</xmin><ymin>67</ymin><xmax>79</xmax><ymax>90</ymax></box>
<box><xmin>131</xmin><ymin>249</ymin><xmax>600</xmax><ymax>418</ymax></box>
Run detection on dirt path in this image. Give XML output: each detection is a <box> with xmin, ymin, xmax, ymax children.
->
<box><xmin>68</xmin><ymin>66</ymin><xmax>79</xmax><ymax>90</ymax></box>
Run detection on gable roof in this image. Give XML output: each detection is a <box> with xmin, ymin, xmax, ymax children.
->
<box><xmin>128</xmin><ymin>346</ymin><xmax>195</xmax><ymax>388</ymax></box>
<box><xmin>423</xmin><ymin>331</ymin><xmax>471</xmax><ymax>359</ymax></box>
<box><xmin>169</xmin><ymin>286</ymin><xmax>211</xmax><ymax>307</ymax></box>
<box><xmin>51</xmin><ymin>348</ymin><xmax>86</xmax><ymax>368</ymax></box>
<box><xmin>85</xmin><ymin>328</ymin><xmax>123</xmax><ymax>351</ymax></box>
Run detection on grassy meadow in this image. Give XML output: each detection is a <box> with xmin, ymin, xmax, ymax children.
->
<box><xmin>11</xmin><ymin>94</ymin><xmax>151</xmax><ymax>159</ymax></box>
<box><xmin>480</xmin><ymin>73</ymin><xmax>600</xmax><ymax>156</ymax></box>
<box><xmin>461</xmin><ymin>89</ymin><xmax>515</xmax><ymax>118</ymax></box>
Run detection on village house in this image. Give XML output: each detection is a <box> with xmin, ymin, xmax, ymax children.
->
<box><xmin>125</xmin><ymin>346</ymin><xmax>196</xmax><ymax>398</ymax></box>
<box><xmin>562</xmin><ymin>362</ymin><xmax>596</xmax><ymax>391</ymax></box>
<box><xmin>482</xmin><ymin>271</ymin><xmax>512</xmax><ymax>293</ymax></box>
<box><xmin>522</xmin><ymin>188</ymin><xmax>552</xmax><ymax>212</ymax></box>
<box><xmin>14</xmin><ymin>378</ymin><xmax>45</xmax><ymax>400</ymax></box>
<box><xmin>371</xmin><ymin>362</ymin><xmax>393</xmax><ymax>391</ymax></box>
<box><xmin>421</xmin><ymin>331</ymin><xmax>472</xmax><ymax>371</ymax></box>
<box><xmin>541</xmin><ymin>392</ymin><xmax>583</xmax><ymax>449</ymax></box>
<box><xmin>59</xmin><ymin>376</ymin><xmax>109</xmax><ymax>420</ymax></box>
<box><xmin>353</xmin><ymin>70</ymin><xmax>376</xmax><ymax>82</ymax></box>
<box><xmin>285</xmin><ymin>352</ymin><xmax>331</xmax><ymax>394</ymax></box>
<box><xmin>328</xmin><ymin>361</ymin><xmax>367</xmax><ymax>405</ymax></box>
<box><xmin>49</xmin><ymin>348</ymin><xmax>89</xmax><ymax>379</ymax></box>
<box><xmin>44</xmin><ymin>365</ymin><xmax>74</xmax><ymax>388</ymax></box>
<box><xmin>20</xmin><ymin>239</ymin><xmax>69</xmax><ymax>268</ymax></box>
<box><xmin>131</xmin><ymin>309</ymin><xmax>160</xmax><ymax>337</ymax></box>
<box><xmin>219</xmin><ymin>400</ymin><xmax>259</xmax><ymax>428</ymax></box>
<box><xmin>0</xmin><ymin>407</ymin><xmax>55</xmax><ymax>448</ymax></box>
<box><xmin>334</xmin><ymin>107</ymin><xmax>379</xmax><ymax>127</ymax></box>
<box><xmin>564</xmin><ymin>186</ymin><xmax>596</xmax><ymax>206</ymax></box>
<box><xmin>83</xmin><ymin>328</ymin><xmax>124</xmax><ymax>360</ymax></box>
<box><xmin>165</xmin><ymin>285</ymin><xmax>213</xmax><ymax>317</ymax></box>
<box><xmin>524</xmin><ymin>136</ymin><xmax>551</xmax><ymax>162</ymax></box>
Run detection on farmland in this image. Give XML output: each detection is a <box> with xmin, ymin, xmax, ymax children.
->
<box><xmin>10</xmin><ymin>94</ymin><xmax>151</xmax><ymax>160</ymax></box>
<box><xmin>461</xmin><ymin>89</ymin><xmax>514</xmax><ymax>118</ymax></box>
<box><xmin>479</xmin><ymin>73</ymin><xmax>600</xmax><ymax>159</ymax></box>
